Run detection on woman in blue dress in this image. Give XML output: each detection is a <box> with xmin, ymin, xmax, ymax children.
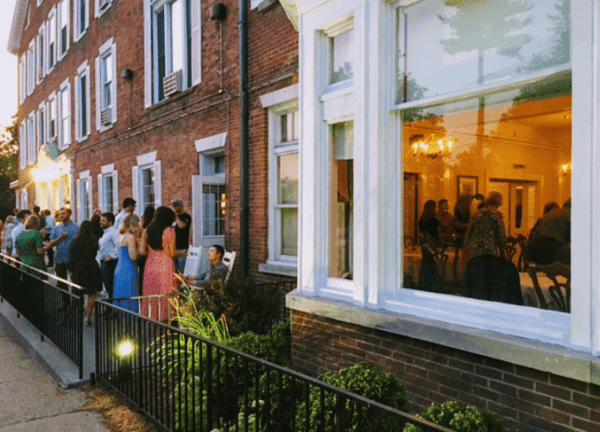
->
<box><xmin>113</xmin><ymin>214</ymin><xmax>140</xmax><ymax>312</ymax></box>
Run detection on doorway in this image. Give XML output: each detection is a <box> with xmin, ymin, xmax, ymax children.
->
<box><xmin>489</xmin><ymin>180</ymin><xmax>537</xmax><ymax>238</ymax></box>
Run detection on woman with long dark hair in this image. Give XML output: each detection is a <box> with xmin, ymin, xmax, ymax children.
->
<box><xmin>137</xmin><ymin>206</ymin><xmax>155</xmax><ymax>294</ymax></box>
<box><xmin>418</xmin><ymin>200</ymin><xmax>440</xmax><ymax>245</ymax></box>
<box><xmin>68</xmin><ymin>220</ymin><xmax>103</xmax><ymax>325</ymax></box>
<box><xmin>140</xmin><ymin>206</ymin><xmax>176</xmax><ymax>320</ymax></box>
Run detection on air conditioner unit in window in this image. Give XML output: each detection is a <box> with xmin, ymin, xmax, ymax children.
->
<box><xmin>101</xmin><ymin>108</ymin><xmax>112</xmax><ymax>126</ymax></box>
<box><xmin>99</xmin><ymin>0</ymin><xmax>110</xmax><ymax>10</ymax></box>
<box><xmin>163</xmin><ymin>70</ymin><xmax>183</xmax><ymax>97</ymax></box>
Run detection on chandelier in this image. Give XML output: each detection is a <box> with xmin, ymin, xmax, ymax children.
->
<box><xmin>410</xmin><ymin>134</ymin><xmax>455</xmax><ymax>159</ymax></box>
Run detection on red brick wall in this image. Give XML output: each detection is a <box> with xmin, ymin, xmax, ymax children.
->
<box><xmin>291</xmin><ymin>310</ymin><xmax>600</xmax><ymax>432</ymax></box>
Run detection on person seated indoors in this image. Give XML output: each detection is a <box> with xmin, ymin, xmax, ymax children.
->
<box><xmin>436</xmin><ymin>198</ymin><xmax>455</xmax><ymax>243</ymax></box>
<box><xmin>528</xmin><ymin>199</ymin><xmax>570</xmax><ymax>265</ymax></box>
<box><xmin>179</xmin><ymin>245</ymin><xmax>229</xmax><ymax>289</ymax></box>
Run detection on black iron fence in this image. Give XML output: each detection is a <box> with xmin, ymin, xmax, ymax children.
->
<box><xmin>94</xmin><ymin>298</ymin><xmax>451</xmax><ymax>432</ymax></box>
<box><xmin>0</xmin><ymin>254</ymin><xmax>84</xmax><ymax>379</ymax></box>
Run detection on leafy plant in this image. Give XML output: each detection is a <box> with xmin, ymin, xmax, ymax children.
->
<box><xmin>295</xmin><ymin>362</ymin><xmax>408</xmax><ymax>432</ymax></box>
<box><xmin>404</xmin><ymin>401</ymin><xmax>520</xmax><ymax>432</ymax></box>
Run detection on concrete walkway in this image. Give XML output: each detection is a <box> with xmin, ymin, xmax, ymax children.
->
<box><xmin>0</xmin><ymin>326</ymin><xmax>109</xmax><ymax>431</ymax></box>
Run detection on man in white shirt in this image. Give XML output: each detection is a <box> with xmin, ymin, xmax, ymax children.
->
<box><xmin>43</xmin><ymin>210</ymin><xmax>56</xmax><ymax>267</ymax></box>
<box><xmin>97</xmin><ymin>212</ymin><xmax>119</xmax><ymax>297</ymax></box>
<box><xmin>11</xmin><ymin>209</ymin><xmax>31</xmax><ymax>257</ymax></box>
<box><xmin>115</xmin><ymin>198</ymin><xmax>137</xmax><ymax>230</ymax></box>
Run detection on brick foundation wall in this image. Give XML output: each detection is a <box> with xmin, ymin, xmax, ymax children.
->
<box><xmin>291</xmin><ymin>310</ymin><xmax>600</xmax><ymax>432</ymax></box>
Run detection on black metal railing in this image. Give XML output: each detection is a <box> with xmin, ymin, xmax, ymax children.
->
<box><xmin>0</xmin><ymin>254</ymin><xmax>84</xmax><ymax>379</ymax></box>
<box><xmin>94</xmin><ymin>298</ymin><xmax>451</xmax><ymax>432</ymax></box>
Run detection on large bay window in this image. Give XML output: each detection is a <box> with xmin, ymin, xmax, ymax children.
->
<box><xmin>144</xmin><ymin>0</ymin><xmax>201</xmax><ymax>106</ymax></box>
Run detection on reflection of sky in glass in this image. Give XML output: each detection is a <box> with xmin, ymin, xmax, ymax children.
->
<box><xmin>331</xmin><ymin>30</ymin><xmax>354</xmax><ymax>84</ymax></box>
<box><xmin>402</xmin><ymin>0</ymin><xmax>569</xmax><ymax>100</ymax></box>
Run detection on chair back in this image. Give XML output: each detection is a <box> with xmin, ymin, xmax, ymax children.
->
<box><xmin>516</xmin><ymin>234</ymin><xmax>529</xmax><ymax>271</ymax></box>
<box><xmin>223</xmin><ymin>250</ymin><xmax>236</xmax><ymax>282</ymax></box>
<box><xmin>527</xmin><ymin>265</ymin><xmax>549</xmax><ymax>310</ymax></box>
<box><xmin>541</xmin><ymin>262</ymin><xmax>571</xmax><ymax>312</ymax></box>
<box><xmin>505</xmin><ymin>236</ymin><xmax>518</xmax><ymax>263</ymax></box>
<box><xmin>182</xmin><ymin>246</ymin><xmax>203</xmax><ymax>278</ymax></box>
<box><xmin>463</xmin><ymin>255</ymin><xmax>523</xmax><ymax>305</ymax></box>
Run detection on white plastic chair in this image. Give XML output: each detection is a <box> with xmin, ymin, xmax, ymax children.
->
<box><xmin>223</xmin><ymin>250</ymin><xmax>236</xmax><ymax>282</ymax></box>
<box><xmin>182</xmin><ymin>246</ymin><xmax>203</xmax><ymax>278</ymax></box>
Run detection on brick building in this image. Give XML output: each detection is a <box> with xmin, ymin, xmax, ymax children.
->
<box><xmin>281</xmin><ymin>0</ymin><xmax>600</xmax><ymax>431</ymax></box>
<box><xmin>8</xmin><ymin>0</ymin><xmax>298</xmax><ymax>278</ymax></box>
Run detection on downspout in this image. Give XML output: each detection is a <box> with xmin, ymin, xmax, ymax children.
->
<box><xmin>239</xmin><ymin>0</ymin><xmax>249</xmax><ymax>277</ymax></box>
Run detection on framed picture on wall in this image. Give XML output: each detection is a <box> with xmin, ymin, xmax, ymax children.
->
<box><xmin>457</xmin><ymin>175</ymin><xmax>478</xmax><ymax>199</ymax></box>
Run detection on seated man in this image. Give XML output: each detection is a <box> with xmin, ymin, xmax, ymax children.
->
<box><xmin>182</xmin><ymin>245</ymin><xmax>228</xmax><ymax>289</ymax></box>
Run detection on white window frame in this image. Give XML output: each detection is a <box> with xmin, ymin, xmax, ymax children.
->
<box><xmin>37</xmin><ymin>102</ymin><xmax>46</xmax><ymax>149</ymax></box>
<box><xmin>73</xmin><ymin>0</ymin><xmax>90</xmax><ymax>42</ymax></box>
<box><xmin>19</xmin><ymin>122</ymin><xmax>27</xmax><ymax>169</ymax></box>
<box><xmin>48</xmin><ymin>92</ymin><xmax>57</xmax><ymax>142</ymax></box>
<box><xmin>297</xmin><ymin>0</ymin><xmax>600</xmax><ymax>354</ymax></box>
<box><xmin>58</xmin><ymin>79</ymin><xmax>71</xmax><ymax>149</ymax></box>
<box><xmin>36</xmin><ymin>24</ymin><xmax>46</xmax><ymax>84</ymax></box>
<box><xmin>95</xmin><ymin>38</ymin><xmax>117</xmax><ymax>130</ymax></box>
<box><xmin>27</xmin><ymin>112</ymin><xmax>36</xmax><ymax>165</ymax></box>
<box><xmin>58</xmin><ymin>0</ymin><xmax>70</xmax><ymax>60</ymax></box>
<box><xmin>19</xmin><ymin>56</ymin><xmax>26</xmax><ymax>103</ymax></box>
<box><xmin>77</xmin><ymin>171</ymin><xmax>93</xmax><ymax>223</ymax></box>
<box><xmin>75</xmin><ymin>61</ymin><xmax>91</xmax><ymax>142</ymax></box>
<box><xmin>98</xmin><ymin>164</ymin><xmax>119</xmax><ymax>214</ymax></box>
<box><xmin>27</xmin><ymin>40</ymin><xmax>35</xmax><ymax>96</ymax></box>
<box><xmin>132</xmin><ymin>151</ymin><xmax>162</xmax><ymax>212</ymax></box>
<box><xmin>94</xmin><ymin>0</ymin><xmax>113</xmax><ymax>19</ymax></box>
<box><xmin>259</xmin><ymin>85</ymin><xmax>300</xmax><ymax>276</ymax></box>
<box><xmin>47</xmin><ymin>7</ymin><xmax>57</xmax><ymax>73</ymax></box>
<box><xmin>144</xmin><ymin>0</ymin><xmax>201</xmax><ymax>107</ymax></box>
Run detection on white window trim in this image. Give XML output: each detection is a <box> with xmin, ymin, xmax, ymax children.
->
<box><xmin>27</xmin><ymin>112</ymin><xmax>36</xmax><ymax>165</ymax></box>
<box><xmin>77</xmin><ymin>171</ymin><xmax>93</xmax><ymax>223</ymax></box>
<box><xmin>47</xmin><ymin>7</ymin><xmax>57</xmax><ymax>73</ymax></box>
<box><xmin>58</xmin><ymin>0</ymin><xmax>71</xmax><ymax>61</ymax></box>
<box><xmin>37</xmin><ymin>102</ymin><xmax>46</xmax><ymax>149</ymax></box>
<box><xmin>19</xmin><ymin>122</ymin><xmax>27</xmax><ymax>169</ymax></box>
<box><xmin>94</xmin><ymin>0</ymin><xmax>113</xmax><ymax>18</ymax></box>
<box><xmin>36</xmin><ymin>24</ymin><xmax>46</xmax><ymax>84</ymax></box>
<box><xmin>48</xmin><ymin>92</ymin><xmax>57</xmax><ymax>142</ymax></box>
<box><xmin>27</xmin><ymin>40</ymin><xmax>35</xmax><ymax>96</ymax></box>
<box><xmin>19</xmin><ymin>57</ymin><xmax>26</xmax><ymax>103</ymax></box>
<box><xmin>75</xmin><ymin>61</ymin><xmax>91</xmax><ymax>142</ymax></box>
<box><xmin>58</xmin><ymin>78</ymin><xmax>71</xmax><ymax>150</ymax></box>
<box><xmin>95</xmin><ymin>38</ymin><xmax>117</xmax><ymax>131</ymax></box>
<box><xmin>133</xmin><ymin>152</ymin><xmax>162</xmax><ymax>212</ymax></box>
<box><xmin>73</xmin><ymin>0</ymin><xmax>90</xmax><ymax>42</ymax></box>
<box><xmin>259</xmin><ymin>86</ymin><xmax>300</xmax><ymax>276</ymax></box>
<box><xmin>98</xmin><ymin>163</ymin><xmax>119</xmax><ymax>213</ymax></box>
<box><xmin>144</xmin><ymin>0</ymin><xmax>201</xmax><ymax>107</ymax></box>
<box><xmin>296</xmin><ymin>0</ymin><xmax>598</xmax><ymax>354</ymax></box>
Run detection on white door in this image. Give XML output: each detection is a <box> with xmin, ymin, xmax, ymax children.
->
<box><xmin>192</xmin><ymin>174</ymin><xmax>226</xmax><ymax>276</ymax></box>
<box><xmin>489</xmin><ymin>180</ymin><xmax>537</xmax><ymax>238</ymax></box>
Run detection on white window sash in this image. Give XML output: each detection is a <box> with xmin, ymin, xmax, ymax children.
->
<box><xmin>47</xmin><ymin>8</ymin><xmax>57</xmax><ymax>73</ymax></box>
<box><xmin>73</xmin><ymin>0</ymin><xmax>90</xmax><ymax>41</ymax></box>
<box><xmin>58</xmin><ymin>0</ymin><xmax>70</xmax><ymax>59</ymax></box>
<box><xmin>58</xmin><ymin>80</ymin><xmax>71</xmax><ymax>149</ymax></box>
<box><xmin>143</xmin><ymin>0</ymin><xmax>152</xmax><ymax>107</ymax></box>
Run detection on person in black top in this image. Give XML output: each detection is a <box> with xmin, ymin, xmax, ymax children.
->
<box><xmin>418</xmin><ymin>200</ymin><xmax>440</xmax><ymax>244</ymax></box>
<box><xmin>171</xmin><ymin>199</ymin><xmax>192</xmax><ymax>273</ymax></box>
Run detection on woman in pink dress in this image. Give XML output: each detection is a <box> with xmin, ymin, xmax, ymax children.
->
<box><xmin>139</xmin><ymin>206</ymin><xmax>177</xmax><ymax>321</ymax></box>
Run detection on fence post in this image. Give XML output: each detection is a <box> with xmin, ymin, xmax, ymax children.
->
<box><xmin>78</xmin><ymin>288</ymin><xmax>84</xmax><ymax>380</ymax></box>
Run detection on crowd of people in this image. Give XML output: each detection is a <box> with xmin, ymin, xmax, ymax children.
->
<box><xmin>1</xmin><ymin>197</ymin><xmax>229</xmax><ymax>325</ymax></box>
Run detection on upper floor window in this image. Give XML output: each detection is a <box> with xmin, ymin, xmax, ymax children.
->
<box><xmin>37</xmin><ymin>26</ymin><xmax>45</xmax><ymax>83</ymax></box>
<box><xmin>74</xmin><ymin>0</ymin><xmax>89</xmax><ymax>41</ymax></box>
<box><xmin>19</xmin><ymin>57</ymin><xmax>26</xmax><ymax>103</ymax></box>
<box><xmin>48</xmin><ymin>92</ymin><xmax>57</xmax><ymax>142</ymax></box>
<box><xmin>133</xmin><ymin>151</ymin><xmax>162</xmax><ymax>210</ymax></box>
<box><xmin>47</xmin><ymin>8</ymin><xmax>57</xmax><ymax>72</ymax></box>
<box><xmin>96</xmin><ymin>39</ymin><xmax>117</xmax><ymax>128</ymax></box>
<box><xmin>27</xmin><ymin>41</ymin><xmax>35</xmax><ymax>95</ymax></box>
<box><xmin>58</xmin><ymin>80</ymin><xmax>71</xmax><ymax>149</ymax></box>
<box><xmin>95</xmin><ymin>0</ymin><xmax>113</xmax><ymax>18</ymax></box>
<box><xmin>145</xmin><ymin>0</ymin><xmax>201</xmax><ymax>106</ymax></box>
<box><xmin>37</xmin><ymin>103</ymin><xmax>46</xmax><ymax>149</ymax></box>
<box><xmin>19</xmin><ymin>123</ymin><xmax>27</xmax><ymax>169</ymax></box>
<box><xmin>58</xmin><ymin>0</ymin><xmax>70</xmax><ymax>59</ymax></box>
<box><xmin>330</xmin><ymin>29</ymin><xmax>354</xmax><ymax>84</ymax></box>
<box><xmin>27</xmin><ymin>113</ymin><xmax>36</xmax><ymax>165</ymax></box>
<box><xmin>75</xmin><ymin>62</ymin><xmax>91</xmax><ymax>141</ymax></box>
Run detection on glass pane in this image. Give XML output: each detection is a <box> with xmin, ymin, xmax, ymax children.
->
<box><xmin>328</xmin><ymin>121</ymin><xmax>353</xmax><ymax>279</ymax></box>
<box><xmin>104</xmin><ymin>175</ymin><xmax>114</xmax><ymax>213</ymax></box>
<box><xmin>60</xmin><ymin>1</ymin><xmax>68</xmax><ymax>26</ymax></box>
<box><xmin>143</xmin><ymin>168</ymin><xmax>155</xmax><ymax>208</ymax></box>
<box><xmin>171</xmin><ymin>0</ymin><xmax>184</xmax><ymax>72</ymax></box>
<box><xmin>202</xmin><ymin>184</ymin><xmax>225</xmax><ymax>236</ymax></box>
<box><xmin>330</xmin><ymin>29</ymin><xmax>354</xmax><ymax>84</ymax></box>
<box><xmin>278</xmin><ymin>153</ymin><xmax>299</xmax><ymax>204</ymax></box>
<box><xmin>280</xmin><ymin>208</ymin><xmax>298</xmax><ymax>256</ymax></box>
<box><xmin>157</xmin><ymin>10</ymin><xmax>166</xmax><ymax>101</ymax></box>
<box><xmin>401</xmin><ymin>73</ymin><xmax>571</xmax><ymax>312</ymax></box>
<box><xmin>396</xmin><ymin>0</ymin><xmax>570</xmax><ymax>103</ymax></box>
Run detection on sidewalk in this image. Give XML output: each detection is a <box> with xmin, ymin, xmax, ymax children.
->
<box><xmin>0</xmin><ymin>326</ymin><xmax>109</xmax><ymax>431</ymax></box>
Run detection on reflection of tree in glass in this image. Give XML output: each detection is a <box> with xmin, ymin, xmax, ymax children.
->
<box><xmin>279</xmin><ymin>177</ymin><xmax>298</xmax><ymax>204</ymax></box>
<box><xmin>520</xmin><ymin>0</ymin><xmax>570</xmax><ymax>73</ymax></box>
<box><xmin>332</xmin><ymin>62</ymin><xmax>353</xmax><ymax>84</ymax></box>
<box><xmin>440</xmin><ymin>0</ymin><xmax>532</xmax><ymax>85</ymax></box>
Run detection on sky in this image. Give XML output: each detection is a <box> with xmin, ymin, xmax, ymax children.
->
<box><xmin>0</xmin><ymin>0</ymin><xmax>18</xmax><ymax>130</ymax></box>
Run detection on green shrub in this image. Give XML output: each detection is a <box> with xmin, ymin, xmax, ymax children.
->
<box><xmin>226</xmin><ymin>331</ymin><xmax>290</xmax><ymax>367</ymax></box>
<box><xmin>295</xmin><ymin>362</ymin><xmax>407</xmax><ymax>432</ymax></box>
<box><xmin>404</xmin><ymin>401</ymin><xmax>520</xmax><ymax>432</ymax></box>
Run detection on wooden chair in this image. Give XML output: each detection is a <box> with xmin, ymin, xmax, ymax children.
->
<box><xmin>223</xmin><ymin>250</ymin><xmax>236</xmax><ymax>282</ymax></box>
<box><xmin>182</xmin><ymin>246</ymin><xmax>203</xmax><ymax>278</ymax></box>
<box><xmin>527</xmin><ymin>266</ymin><xmax>549</xmax><ymax>310</ymax></box>
<box><xmin>541</xmin><ymin>262</ymin><xmax>571</xmax><ymax>313</ymax></box>
<box><xmin>505</xmin><ymin>237</ymin><xmax>518</xmax><ymax>263</ymax></box>
<box><xmin>516</xmin><ymin>234</ymin><xmax>529</xmax><ymax>272</ymax></box>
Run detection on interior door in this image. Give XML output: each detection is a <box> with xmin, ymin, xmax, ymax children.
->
<box><xmin>489</xmin><ymin>180</ymin><xmax>536</xmax><ymax>238</ymax></box>
<box><xmin>192</xmin><ymin>175</ymin><xmax>226</xmax><ymax>276</ymax></box>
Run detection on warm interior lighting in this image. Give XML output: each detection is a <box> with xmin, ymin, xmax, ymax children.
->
<box><xmin>410</xmin><ymin>134</ymin><xmax>455</xmax><ymax>159</ymax></box>
<box><xmin>220</xmin><ymin>192</ymin><xmax>227</xmax><ymax>215</ymax></box>
<box><xmin>561</xmin><ymin>162</ymin><xmax>572</xmax><ymax>175</ymax></box>
<box><xmin>32</xmin><ymin>166</ymin><xmax>61</xmax><ymax>182</ymax></box>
